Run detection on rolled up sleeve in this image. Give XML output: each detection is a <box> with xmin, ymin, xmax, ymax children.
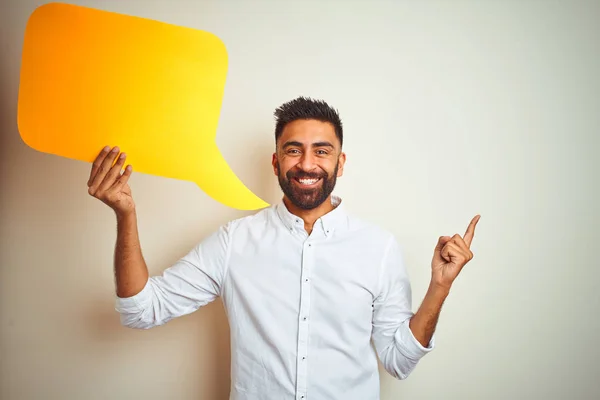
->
<box><xmin>114</xmin><ymin>222</ymin><xmax>232</xmax><ymax>329</ymax></box>
<box><xmin>371</xmin><ymin>236</ymin><xmax>435</xmax><ymax>380</ymax></box>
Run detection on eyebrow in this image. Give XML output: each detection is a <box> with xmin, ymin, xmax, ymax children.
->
<box><xmin>282</xmin><ymin>141</ymin><xmax>335</xmax><ymax>149</ymax></box>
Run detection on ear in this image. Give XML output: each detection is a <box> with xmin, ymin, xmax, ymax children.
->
<box><xmin>336</xmin><ymin>152</ymin><xmax>347</xmax><ymax>177</ymax></box>
<box><xmin>272</xmin><ymin>153</ymin><xmax>279</xmax><ymax>176</ymax></box>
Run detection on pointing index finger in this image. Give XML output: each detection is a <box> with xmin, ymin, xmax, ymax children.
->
<box><xmin>463</xmin><ymin>214</ymin><xmax>480</xmax><ymax>247</ymax></box>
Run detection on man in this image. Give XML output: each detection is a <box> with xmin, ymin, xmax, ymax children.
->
<box><xmin>87</xmin><ymin>97</ymin><xmax>480</xmax><ymax>400</ymax></box>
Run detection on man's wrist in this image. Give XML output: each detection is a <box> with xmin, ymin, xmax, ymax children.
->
<box><xmin>427</xmin><ymin>282</ymin><xmax>451</xmax><ymax>300</ymax></box>
<box><xmin>116</xmin><ymin>208</ymin><xmax>137</xmax><ymax>223</ymax></box>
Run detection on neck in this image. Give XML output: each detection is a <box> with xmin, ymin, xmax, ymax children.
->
<box><xmin>283</xmin><ymin>195</ymin><xmax>336</xmax><ymax>234</ymax></box>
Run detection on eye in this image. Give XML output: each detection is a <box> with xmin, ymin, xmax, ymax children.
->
<box><xmin>287</xmin><ymin>149</ymin><xmax>301</xmax><ymax>155</ymax></box>
<box><xmin>316</xmin><ymin>149</ymin><xmax>329</xmax><ymax>155</ymax></box>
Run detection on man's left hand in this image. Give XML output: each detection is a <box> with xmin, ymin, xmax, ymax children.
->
<box><xmin>431</xmin><ymin>215</ymin><xmax>481</xmax><ymax>291</ymax></box>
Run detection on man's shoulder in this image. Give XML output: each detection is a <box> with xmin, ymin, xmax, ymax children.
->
<box><xmin>219</xmin><ymin>205</ymin><xmax>276</xmax><ymax>234</ymax></box>
<box><xmin>344</xmin><ymin>211</ymin><xmax>397</xmax><ymax>244</ymax></box>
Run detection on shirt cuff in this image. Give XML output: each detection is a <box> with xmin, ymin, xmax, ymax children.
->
<box><xmin>396</xmin><ymin>318</ymin><xmax>436</xmax><ymax>360</ymax></box>
<box><xmin>114</xmin><ymin>279</ymin><xmax>153</xmax><ymax>314</ymax></box>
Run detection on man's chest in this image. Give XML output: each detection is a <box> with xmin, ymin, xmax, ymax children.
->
<box><xmin>222</xmin><ymin>234</ymin><xmax>384</xmax><ymax>328</ymax></box>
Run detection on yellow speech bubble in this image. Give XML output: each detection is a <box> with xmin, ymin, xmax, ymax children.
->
<box><xmin>17</xmin><ymin>2</ymin><xmax>270</xmax><ymax>211</ymax></box>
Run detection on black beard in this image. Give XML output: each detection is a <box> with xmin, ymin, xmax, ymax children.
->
<box><xmin>277</xmin><ymin>162</ymin><xmax>338</xmax><ymax>210</ymax></box>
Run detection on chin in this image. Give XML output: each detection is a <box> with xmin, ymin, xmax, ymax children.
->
<box><xmin>291</xmin><ymin>195</ymin><xmax>328</xmax><ymax>210</ymax></box>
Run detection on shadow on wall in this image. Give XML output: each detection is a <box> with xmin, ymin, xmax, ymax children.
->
<box><xmin>0</xmin><ymin>25</ymin><xmax>19</xmax><ymax>209</ymax></box>
<box><xmin>83</xmin><ymin>294</ymin><xmax>232</xmax><ymax>400</ymax></box>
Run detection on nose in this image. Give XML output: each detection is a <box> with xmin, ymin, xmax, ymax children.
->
<box><xmin>298</xmin><ymin>152</ymin><xmax>317</xmax><ymax>172</ymax></box>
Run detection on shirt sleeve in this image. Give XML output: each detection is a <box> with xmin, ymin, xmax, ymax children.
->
<box><xmin>371</xmin><ymin>235</ymin><xmax>435</xmax><ymax>380</ymax></box>
<box><xmin>114</xmin><ymin>221</ymin><xmax>232</xmax><ymax>329</ymax></box>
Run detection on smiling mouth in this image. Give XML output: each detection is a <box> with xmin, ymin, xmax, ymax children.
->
<box><xmin>293</xmin><ymin>177</ymin><xmax>322</xmax><ymax>187</ymax></box>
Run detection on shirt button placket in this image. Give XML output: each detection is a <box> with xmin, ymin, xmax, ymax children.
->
<box><xmin>296</xmin><ymin>239</ymin><xmax>312</xmax><ymax>399</ymax></box>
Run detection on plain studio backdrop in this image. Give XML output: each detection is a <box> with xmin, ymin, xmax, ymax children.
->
<box><xmin>1</xmin><ymin>0</ymin><xmax>599</xmax><ymax>399</ymax></box>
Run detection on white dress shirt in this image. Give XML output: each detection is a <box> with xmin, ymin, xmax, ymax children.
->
<box><xmin>115</xmin><ymin>196</ymin><xmax>434</xmax><ymax>400</ymax></box>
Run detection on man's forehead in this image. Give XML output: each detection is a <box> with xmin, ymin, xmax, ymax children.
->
<box><xmin>278</xmin><ymin>120</ymin><xmax>339</xmax><ymax>146</ymax></box>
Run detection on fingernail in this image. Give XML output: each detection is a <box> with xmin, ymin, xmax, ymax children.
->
<box><xmin>103</xmin><ymin>146</ymin><xmax>110</xmax><ymax>151</ymax></box>
<box><xmin>120</xmin><ymin>152</ymin><xmax>126</xmax><ymax>158</ymax></box>
<box><xmin>112</xmin><ymin>146</ymin><xmax>119</xmax><ymax>152</ymax></box>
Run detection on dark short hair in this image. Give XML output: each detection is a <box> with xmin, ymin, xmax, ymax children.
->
<box><xmin>274</xmin><ymin>96</ymin><xmax>343</xmax><ymax>147</ymax></box>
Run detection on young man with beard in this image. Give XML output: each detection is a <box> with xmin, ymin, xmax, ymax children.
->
<box><xmin>87</xmin><ymin>96</ymin><xmax>480</xmax><ymax>400</ymax></box>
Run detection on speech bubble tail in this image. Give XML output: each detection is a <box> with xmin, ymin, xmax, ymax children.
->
<box><xmin>192</xmin><ymin>177</ymin><xmax>270</xmax><ymax>211</ymax></box>
<box><xmin>192</xmin><ymin>145</ymin><xmax>271</xmax><ymax>211</ymax></box>
<box><xmin>194</xmin><ymin>178</ymin><xmax>271</xmax><ymax>211</ymax></box>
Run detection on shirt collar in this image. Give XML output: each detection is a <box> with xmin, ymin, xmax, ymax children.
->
<box><xmin>275</xmin><ymin>195</ymin><xmax>347</xmax><ymax>237</ymax></box>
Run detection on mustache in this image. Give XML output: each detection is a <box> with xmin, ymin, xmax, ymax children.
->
<box><xmin>286</xmin><ymin>170</ymin><xmax>327</xmax><ymax>180</ymax></box>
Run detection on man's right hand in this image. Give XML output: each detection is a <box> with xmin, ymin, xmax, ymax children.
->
<box><xmin>87</xmin><ymin>145</ymin><xmax>135</xmax><ymax>217</ymax></box>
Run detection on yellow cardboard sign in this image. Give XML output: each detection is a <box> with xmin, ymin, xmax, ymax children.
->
<box><xmin>18</xmin><ymin>2</ymin><xmax>269</xmax><ymax>210</ymax></box>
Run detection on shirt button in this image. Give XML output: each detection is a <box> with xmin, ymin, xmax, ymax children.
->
<box><xmin>303</xmin><ymin>317</ymin><xmax>307</xmax><ymax>321</ymax></box>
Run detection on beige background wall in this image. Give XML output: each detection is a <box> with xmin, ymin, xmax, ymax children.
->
<box><xmin>1</xmin><ymin>0</ymin><xmax>599</xmax><ymax>399</ymax></box>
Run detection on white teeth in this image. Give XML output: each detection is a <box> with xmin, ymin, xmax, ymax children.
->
<box><xmin>298</xmin><ymin>178</ymin><xmax>318</xmax><ymax>185</ymax></box>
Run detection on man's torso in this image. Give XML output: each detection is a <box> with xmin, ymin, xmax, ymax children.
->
<box><xmin>220</xmin><ymin>202</ymin><xmax>392</xmax><ymax>399</ymax></box>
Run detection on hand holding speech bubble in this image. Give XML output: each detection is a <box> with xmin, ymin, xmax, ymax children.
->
<box><xmin>17</xmin><ymin>2</ymin><xmax>270</xmax><ymax>211</ymax></box>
